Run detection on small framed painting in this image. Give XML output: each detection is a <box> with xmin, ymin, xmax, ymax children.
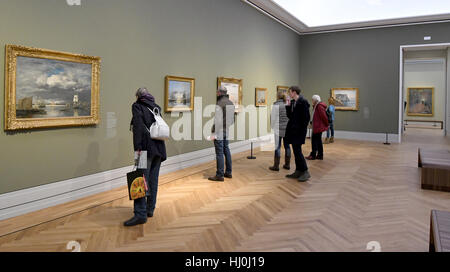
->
<box><xmin>217</xmin><ymin>77</ymin><xmax>242</xmax><ymax>112</ymax></box>
<box><xmin>331</xmin><ymin>88</ymin><xmax>359</xmax><ymax>111</ymax></box>
<box><xmin>4</xmin><ymin>44</ymin><xmax>101</xmax><ymax>130</ymax></box>
<box><xmin>255</xmin><ymin>88</ymin><xmax>267</xmax><ymax>107</ymax></box>
<box><xmin>277</xmin><ymin>85</ymin><xmax>290</xmax><ymax>103</ymax></box>
<box><xmin>165</xmin><ymin>75</ymin><xmax>195</xmax><ymax>112</ymax></box>
<box><xmin>277</xmin><ymin>85</ymin><xmax>289</xmax><ymax>93</ymax></box>
<box><xmin>407</xmin><ymin>87</ymin><xmax>434</xmax><ymax>117</ymax></box>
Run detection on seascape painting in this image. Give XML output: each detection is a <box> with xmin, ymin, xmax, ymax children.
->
<box><xmin>165</xmin><ymin>76</ymin><xmax>195</xmax><ymax>112</ymax></box>
<box><xmin>331</xmin><ymin>88</ymin><xmax>359</xmax><ymax>111</ymax></box>
<box><xmin>4</xmin><ymin>45</ymin><xmax>100</xmax><ymax>130</ymax></box>
<box><xmin>15</xmin><ymin>56</ymin><xmax>92</xmax><ymax>119</ymax></box>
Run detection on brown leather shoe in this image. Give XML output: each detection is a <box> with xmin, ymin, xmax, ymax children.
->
<box><xmin>208</xmin><ymin>176</ymin><xmax>224</xmax><ymax>182</ymax></box>
<box><xmin>224</xmin><ymin>173</ymin><xmax>232</xmax><ymax>179</ymax></box>
<box><xmin>306</xmin><ymin>155</ymin><xmax>316</xmax><ymax>160</ymax></box>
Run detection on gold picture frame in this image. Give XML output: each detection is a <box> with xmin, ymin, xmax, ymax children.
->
<box><xmin>331</xmin><ymin>88</ymin><xmax>359</xmax><ymax>111</ymax></box>
<box><xmin>255</xmin><ymin>87</ymin><xmax>267</xmax><ymax>107</ymax></box>
<box><xmin>4</xmin><ymin>44</ymin><xmax>101</xmax><ymax>130</ymax></box>
<box><xmin>277</xmin><ymin>85</ymin><xmax>290</xmax><ymax>101</ymax></box>
<box><xmin>407</xmin><ymin>87</ymin><xmax>434</xmax><ymax>117</ymax></box>
<box><xmin>217</xmin><ymin>77</ymin><xmax>243</xmax><ymax>112</ymax></box>
<box><xmin>277</xmin><ymin>85</ymin><xmax>289</xmax><ymax>93</ymax></box>
<box><xmin>164</xmin><ymin>75</ymin><xmax>195</xmax><ymax>112</ymax></box>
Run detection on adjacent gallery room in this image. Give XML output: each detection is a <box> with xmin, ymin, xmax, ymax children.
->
<box><xmin>1</xmin><ymin>0</ymin><xmax>450</xmax><ymax>253</ymax></box>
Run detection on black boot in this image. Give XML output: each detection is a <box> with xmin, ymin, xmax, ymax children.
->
<box><xmin>269</xmin><ymin>155</ymin><xmax>280</xmax><ymax>171</ymax></box>
<box><xmin>286</xmin><ymin>171</ymin><xmax>302</xmax><ymax>179</ymax></box>
<box><xmin>208</xmin><ymin>176</ymin><xmax>224</xmax><ymax>182</ymax></box>
<box><xmin>283</xmin><ymin>155</ymin><xmax>291</xmax><ymax>170</ymax></box>
<box><xmin>124</xmin><ymin>216</ymin><xmax>147</xmax><ymax>227</ymax></box>
<box><xmin>298</xmin><ymin>170</ymin><xmax>311</xmax><ymax>182</ymax></box>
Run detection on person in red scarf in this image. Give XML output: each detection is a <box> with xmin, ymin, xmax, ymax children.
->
<box><xmin>306</xmin><ymin>95</ymin><xmax>329</xmax><ymax>160</ymax></box>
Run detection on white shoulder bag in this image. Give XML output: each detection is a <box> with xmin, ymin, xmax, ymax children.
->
<box><xmin>146</xmin><ymin>107</ymin><xmax>170</xmax><ymax>141</ymax></box>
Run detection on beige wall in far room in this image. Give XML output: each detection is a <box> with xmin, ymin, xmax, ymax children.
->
<box><xmin>403</xmin><ymin>50</ymin><xmax>447</xmax><ymax>122</ymax></box>
<box><xmin>0</xmin><ymin>0</ymin><xmax>301</xmax><ymax>194</ymax></box>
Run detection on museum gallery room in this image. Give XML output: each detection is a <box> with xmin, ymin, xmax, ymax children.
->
<box><xmin>1</xmin><ymin>0</ymin><xmax>450</xmax><ymax>254</ymax></box>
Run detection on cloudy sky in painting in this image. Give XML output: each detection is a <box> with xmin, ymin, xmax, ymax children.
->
<box><xmin>16</xmin><ymin>56</ymin><xmax>92</xmax><ymax>104</ymax></box>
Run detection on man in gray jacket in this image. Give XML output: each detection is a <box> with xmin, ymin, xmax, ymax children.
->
<box><xmin>209</xmin><ymin>86</ymin><xmax>235</xmax><ymax>182</ymax></box>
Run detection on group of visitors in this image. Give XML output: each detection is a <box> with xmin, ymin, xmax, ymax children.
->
<box><xmin>124</xmin><ymin>86</ymin><xmax>336</xmax><ymax>226</ymax></box>
<box><xmin>269</xmin><ymin>87</ymin><xmax>337</xmax><ymax>182</ymax></box>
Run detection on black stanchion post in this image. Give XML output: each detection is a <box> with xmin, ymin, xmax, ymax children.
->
<box><xmin>247</xmin><ymin>142</ymin><xmax>256</xmax><ymax>159</ymax></box>
<box><xmin>383</xmin><ymin>132</ymin><xmax>391</xmax><ymax>145</ymax></box>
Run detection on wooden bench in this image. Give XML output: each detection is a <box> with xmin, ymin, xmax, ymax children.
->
<box><xmin>430</xmin><ymin>210</ymin><xmax>450</xmax><ymax>252</ymax></box>
<box><xmin>418</xmin><ymin>148</ymin><xmax>450</xmax><ymax>192</ymax></box>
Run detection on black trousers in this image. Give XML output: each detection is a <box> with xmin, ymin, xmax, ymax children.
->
<box><xmin>292</xmin><ymin>144</ymin><xmax>308</xmax><ymax>172</ymax></box>
<box><xmin>310</xmin><ymin>132</ymin><xmax>323</xmax><ymax>158</ymax></box>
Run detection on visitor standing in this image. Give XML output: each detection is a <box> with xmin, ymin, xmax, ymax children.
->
<box><xmin>208</xmin><ymin>86</ymin><xmax>235</xmax><ymax>182</ymax></box>
<box><xmin>285</xmin><ymin>86</ymin><xmax>311</xmax><ymax>182</ymax></box>
<box><xmin>269</xmin><ymin>90</ymin><xmax>291</xmax><ymax>171</ymax></box>
<box><xmin>324</xmin><ymin>97</ymin><xmax>335</xmax><ymax>144</ymax></box>
<box><xmin>125</xmin><ymin>87</ymin><xmax>167</xmax><ymax>227</ymax></box>
<box><xmin>306</xmin><ymin>95</ymin><xmax>329</xmax><ymax>160</ymax></box>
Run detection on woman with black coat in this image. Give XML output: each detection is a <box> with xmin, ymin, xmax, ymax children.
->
<box><xmin>124</xmin><ymin>87</ymin><xmax>167</xmax><ymax>227</ymax></box>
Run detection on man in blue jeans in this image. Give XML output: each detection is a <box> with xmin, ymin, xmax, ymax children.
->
<box><xmin>209</xmin><ymin>86</ymin><xmax>235</xmax><ymax>182</ymax></box>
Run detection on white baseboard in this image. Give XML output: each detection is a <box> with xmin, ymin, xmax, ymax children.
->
<box><xmin>0</xmin><ymin>135</ymin><xmax>272</xmax><ymax>221</ymax></box>
<box><xmin>333</xmin><ymin>130</ymin><xmax>400</xmax><ymax>143</ymax></box>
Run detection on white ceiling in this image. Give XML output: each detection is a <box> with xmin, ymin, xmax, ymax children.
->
<box><xmin>244</xmin><ymin>0</ymin><xmax>450</xmax><ymax>34</ymax></box>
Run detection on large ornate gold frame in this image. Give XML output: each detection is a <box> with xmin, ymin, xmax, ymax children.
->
<box><xmin>4</xmin><ymin>45</ymin><xmax>101</xmax><ymax>130</ymax></box>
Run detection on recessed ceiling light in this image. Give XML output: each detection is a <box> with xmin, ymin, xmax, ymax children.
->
<box><xmin>272</xmin><ymin>0</ymin><xmax>450</xmax><ymax>27</ymax></box>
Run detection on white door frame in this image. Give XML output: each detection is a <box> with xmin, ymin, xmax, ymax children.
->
<box><xmin>398</xmin><ymin>42</ymin><xmax>450</xmax><ymax>143</ymax></box>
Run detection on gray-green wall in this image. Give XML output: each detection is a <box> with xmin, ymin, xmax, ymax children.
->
<box><xmin>299</xmin><ymin>22</ymin><xmax>450</xmax><ymax>134</ymax></box>
<box><xmin>0</xmin><ymin>0</ymin><xmax>301</xmax><ymax>194</ymax></box>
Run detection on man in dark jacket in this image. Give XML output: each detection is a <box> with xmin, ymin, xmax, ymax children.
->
<box><xmin>124</xmin><ymin>87</ymin><xmax>167</xmax><ymax>227</ymax></box>
<box><xmin>208</xmin><ymin>86</ymin><xmax>235</xmax><ymax>182</ymax></box>
<box><xmin>285</xmin><ymin>86</ymin><xmax>311</xmax><ymax>182</ymax></box>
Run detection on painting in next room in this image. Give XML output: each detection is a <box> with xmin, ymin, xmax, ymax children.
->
<box><xmin>407</xmin><ymin>87</ymin><xmax>434</xmax><ymax>117</ymax></box>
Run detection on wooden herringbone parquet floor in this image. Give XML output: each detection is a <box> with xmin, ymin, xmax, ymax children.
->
<box><xmin>1</xmin><ymin>129</ymin><xmax>450</xmax><ymax>252</ymax></box>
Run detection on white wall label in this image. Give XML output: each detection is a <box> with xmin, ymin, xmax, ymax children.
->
<box><xmin>106</xmin><ymin>112</ymin><xmax>117</xmax><ymax>138</ymax></box>
<box><xmin>424</xmin><ymin>36</ymin><xmax>432</xmax><ymax>41</ymax></box>
<box><xmin>364</xmin><ymin>107</ymin><xmax>370</xmax><ymax>119</ymax></box>
<box><xmin>66</xmin><ymin>0</ymin><xmax>81</xmax><ymax>6</ymax></box>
